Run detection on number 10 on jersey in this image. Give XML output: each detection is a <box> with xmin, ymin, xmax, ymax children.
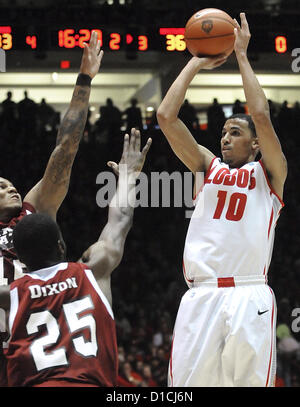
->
<box><xmin>213</xmin><ymin>191</ymin><xmax>247</xmax><ymax>221</ymax></box>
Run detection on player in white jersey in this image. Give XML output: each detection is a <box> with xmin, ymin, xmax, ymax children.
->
<box><xmin>157</xmin><ymin>13</ymin><xmax>287</xmax><ymax>387</ymax></box>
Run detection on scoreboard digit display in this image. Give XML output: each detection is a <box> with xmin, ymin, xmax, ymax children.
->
<box><xmin>159</xmin><ymin>28</ymin><xmax>186</xmax><ymax>52</ymax></box>
<box><xmin>275</xmin><ymin>36</ymin><xmax>287</xmax><ymax>53</ymax></box>
<box><xmin>0</xmin><ymin>26</ymin><xmax>12</xmax><ymax>50</ymax></box>
<box><xmin>0</xmin><ymin>25</ymin><xmax>294</xmax><ymax>55</ymax></box>
<box><xmin>0</xmin><ymin>33</ymin><xmax>12</xmax><ymax>50</ymax></box>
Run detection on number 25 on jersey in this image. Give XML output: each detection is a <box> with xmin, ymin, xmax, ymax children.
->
<box><xmin>27</xmin><ymin>297</ymin><xmax>97</xmax><ymax>371</ymax></box>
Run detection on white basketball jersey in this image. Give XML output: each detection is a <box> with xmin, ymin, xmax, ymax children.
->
<box><xmin>183</xmin><ymin>157</ymin><xmax>284</xmax><ymax>286</ymax></box>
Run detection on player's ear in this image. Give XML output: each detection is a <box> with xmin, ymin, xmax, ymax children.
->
<box><xmin>252</xmin><ymin>137</ymin><xmax>260</xmax><ymax>157</ymax></box>
<box><xmin>252</xmin><ymin>136</ymin><xmax>259</xmax><ymax>150</ymax></box>
<box><xmin>58</xmin><ymin>239</ymin><xmax>66</xmax><ymax>258</ymax></box>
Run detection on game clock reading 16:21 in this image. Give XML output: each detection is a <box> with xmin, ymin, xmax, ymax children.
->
<box><xmin>57</xmin><ymin>28</ymin><xmax>148</xmax><ymax>51</ymax></box>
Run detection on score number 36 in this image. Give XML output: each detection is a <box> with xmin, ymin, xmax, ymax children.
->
<box><xmin>166</xmin><ymin>34</ymin><xmax>186</xmax><ymax>51</ymax></box>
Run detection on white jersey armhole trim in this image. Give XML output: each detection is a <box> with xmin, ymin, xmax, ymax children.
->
<box><xmin>258</xmin><ymin>159</ymin><xmax>284</xmax><ymax>209</ymax></box>
<box><xmin>9</xmin><ymin>287</ymin><xmax>19</xmax><ymax>334</ymax></box>
<box><xmin>30</xmin><ymin>262</ymin><xmax>68</xmax><ymax>281</ymax></box>
<box><xmin>193</xmin><ymin>156</ymin><xmax>218</xmax><ymax>203</ymax></box>
<box><xmin>84</xmin><ymin>268</ymin><xmax>114</xmax><ymax>320</ymax></box>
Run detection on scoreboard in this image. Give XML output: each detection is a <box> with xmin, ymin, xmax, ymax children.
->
<box><xmin>0</xmin><ymin>25</ymin><xmax>294</xmax><ymax>55</ymax></box>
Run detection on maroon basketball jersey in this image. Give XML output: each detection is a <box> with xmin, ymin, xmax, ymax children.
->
<box><xmin>7</xmin><ymin>262</ymin><xmax>118</xmax><ymax>387</ymax></box>
<box><xmin>0</xmin><ymin>202</ymin><xmax>35</xmax><ymax>285</ymax></box>
<box><xmin>0</xmin><ymin>202</ymin><xmax>35</xmax><ymax>386</ymax></box>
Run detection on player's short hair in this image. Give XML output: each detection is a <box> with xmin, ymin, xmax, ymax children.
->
<box><xmin>13</xmin><ymin>213</ymin><xmax>63</xmax><ymax>270</ymax></box>
<box><xmin>228</xmin><ymin>113</ymin><xmax>257</xmax><ymax>138</ymax></box>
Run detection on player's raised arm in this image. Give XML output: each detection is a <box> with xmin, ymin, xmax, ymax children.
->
<box><xmin>156</xmin><ymin>55</ymin><xmax>227</xmax><ymax>174</ymax></box>
<box><xmin>234</xmin><ymin>13</ymin><xmax>287</xmax><ymax>198</ymax></box>
<box><xmin>24</xmin><ymin>31</ymin><xmax>104</xmax><ymax>219</ymax></box>
<box><xmin>79</xmin><ymin>129</ymin><xmax>151</xmax><ymax>305</ymax></box>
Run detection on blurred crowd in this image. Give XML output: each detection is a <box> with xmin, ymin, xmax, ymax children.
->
<box><xmin>0</xmin><ymin>90</ymin><xmax>299</xmax><ymax>387</ymax></box>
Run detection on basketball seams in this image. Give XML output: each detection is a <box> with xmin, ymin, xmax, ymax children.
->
<box><xmin>185</xmin><ymin>15</ymin><xmax>236</xmax><ymax>32</ymax></box>
<box><xmin>185</xmin><ymin>33</ymin><xmax>234</xmax><ymax>41</ymax></box>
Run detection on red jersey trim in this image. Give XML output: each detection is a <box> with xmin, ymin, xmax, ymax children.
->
<box><xmin>182</xmin><ymin>260</ymin><xmax>194</xmax><ymax>283</ymax></box>
<box><xmin>265</xmin><ymin>288</ymin><xmax>275</xmax><ymax>387</ymax></box>
<box><xmin>267</xmin><ymin>208</ymin><xmax>274</xmax><ymax>240</ymax></box>
<box><xmin>258</xmin><ymin>160</ymin><xmax>284</xmax><ymax>208</ymax></box>
<box><xmin>193</xmin><ymin>156</ymin><xmax>218</xmax><ymax>201</ymax></box>
<box><xmin>217</xmin><ymin>277</ymin><xmax>235</xmax><ymax>288</ymax></box>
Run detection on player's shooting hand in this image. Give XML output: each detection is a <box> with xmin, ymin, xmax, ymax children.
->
<box><xmin>195</xmin><ymin>54</ymin><xmax>228</xmax><ymax>70</ymax></box>
<box><xmin>107</xmin><ymin>128</ymin><xmax>152</xmax><ymax>177</ymax></box>
<box><xmin>79</xmin><ymin>30</ymin><xmax>104</xmax><ymax>79</ymax></box>
<box><xmin>233</xmin><ymin>13</ymin><xmax>251</xmax><ymax>55</ymax></box>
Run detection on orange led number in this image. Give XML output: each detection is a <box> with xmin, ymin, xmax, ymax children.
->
<box><xmin>78</xmin><ymin>29</ymin><xmax>90</xmax><ymax>48</ymax></box>
<box><xmin>110</xmin><ymin>33</ymin><xmax>121</xmax><ymax>50</ymax></box>
<box><xmin>91</xmin><ymin>29</ymin><xmax>103</xmax><ymax>46</ymax></box>
<box><xmin>26</xmin><ymin>35</ymin><xmax>37</xmax><ymax>49</ymax></box>
<box><xmin>0</xmin><ymin>33</ymin><xmax>12</xmax><ymax>50</ymax></box>
<box><xmin>64</xmin><ymin>29</ymin><xmax>76</xmax><ymax>48</ymax></box>
<box><xmin>275</xmin><ymin>36</ymin><xmax>287</xmax><ymax>53</ymax></box>
<box><xmin>138</xmin><ymin>35</ymin><xmax>148</xmax><ymax>51</ymax></box>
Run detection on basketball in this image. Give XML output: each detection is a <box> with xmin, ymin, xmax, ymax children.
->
<box><xmin>184</xmin><ymin>8</ymin><xmax>235</xmax><ymax>57</ymax></box>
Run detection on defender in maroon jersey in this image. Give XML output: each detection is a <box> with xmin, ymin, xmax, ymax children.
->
<box><xmin>0</xmin><ymin>31</ymin><xmax>104</xmax><ymax>386</ymax></box>
<box><xmin>0</xmin><ymin>129</ymin><xmax>151</xmax><ymax>387</ymax></box>
<box><xmin>8</xmin><ymin>262</ymin><xmax>118</xmax><ymax>387</ymax></box>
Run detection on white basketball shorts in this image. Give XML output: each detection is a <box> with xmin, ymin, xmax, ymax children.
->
<box><xmin>168</xmin><ymin>276</ymin><xmax>277</xmax><ymax>387</ymax></box>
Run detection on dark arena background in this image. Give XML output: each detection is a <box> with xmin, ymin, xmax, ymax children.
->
<box><xmin>0</xmin><ymin>0</ymin><xmax>300</xmax><ymax>389</ymax></box>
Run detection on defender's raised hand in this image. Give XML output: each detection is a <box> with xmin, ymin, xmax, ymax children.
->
<box><xmin>80</xmin><ymin>30</ymin><xmax>104</xmax><ymax>79</ymax></box>
<box><xmin>108</xmin><ymin>128</ymin><xmax>152</xmax><ymax>177</ymax></box>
